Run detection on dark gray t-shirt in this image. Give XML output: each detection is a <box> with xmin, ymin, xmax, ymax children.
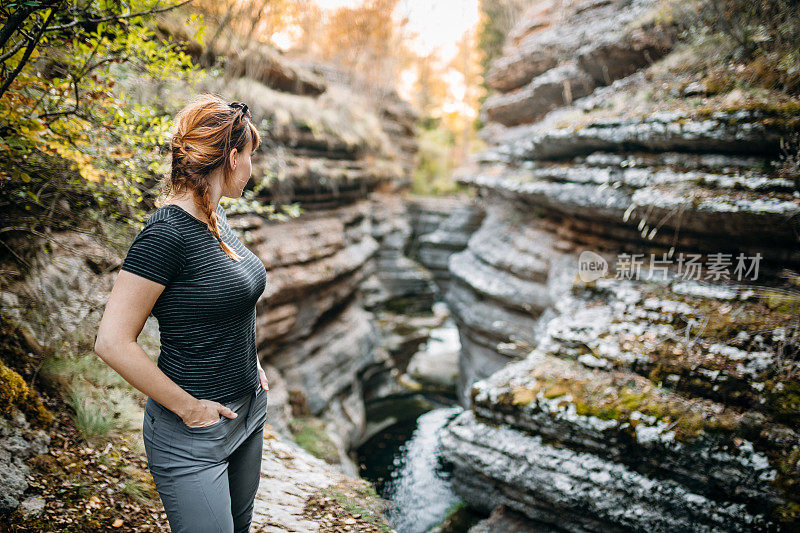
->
<box><xmin>120</xmin><ymin>203</ymin><xmax>267</xmax><ymax>403</ymax></box>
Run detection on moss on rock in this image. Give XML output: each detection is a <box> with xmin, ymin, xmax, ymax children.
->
<box><xmin>490</xmin><ymin>355</ymin><xmax>742</xmax><ymax>444</ymax></box>
<box><xmin>289</xmin><ymin>416</ymin><xmax>340</xmax><ymax>464</ymax></box>
<box><xmin>0</xmin><ymin>360</ymin><xmax>53</xmax><ymax>428</ymax></box>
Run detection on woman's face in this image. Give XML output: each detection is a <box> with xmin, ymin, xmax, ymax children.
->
<box><xmin>224</xmin><ymin>137</ymin><xmax>253</xmax><ymax>198</ymax></box>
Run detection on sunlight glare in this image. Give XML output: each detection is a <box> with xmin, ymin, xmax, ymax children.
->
<box><xmin>315</xmin><ymin>0</ymin><xmax>480</xmax><ymax>64</ymax></box>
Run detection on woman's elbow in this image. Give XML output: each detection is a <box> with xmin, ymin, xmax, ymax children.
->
<box><xmin>93</xmin><ymin>334</ymin><xmax>114</xmax><ymax>361</ymax></box>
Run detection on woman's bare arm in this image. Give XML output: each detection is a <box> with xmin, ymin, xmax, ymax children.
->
<box><xmin>93</xmin><ymin>270</ymin><xmax>237</xmax><ymax>425</ymax></box>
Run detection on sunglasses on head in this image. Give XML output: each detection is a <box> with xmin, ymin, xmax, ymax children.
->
<box><xmin>228</xmin><ymin>101</ymin><xmax>251</xmax><ymax>120</ymax></box>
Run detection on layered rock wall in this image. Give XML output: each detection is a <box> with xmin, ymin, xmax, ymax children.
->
<box><xmin>407</xmin><ymin>196</ymin><xmax>485</xmax><ymax>294</ymax></box>
<box><xmin>440</xmin><ymin>0</ymin><xmax>800</xmax><ymax>529</ymax></box>
<box><xmin>482</xmin><ymin>0</ymin><xmax>674</xmax><ymax>127</ymax></box>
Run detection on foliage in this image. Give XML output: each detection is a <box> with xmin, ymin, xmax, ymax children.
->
<box><xmin>43</xmin><ymin>346</ymin><xmax>147</xmax><ymax>438</ymax></box>
<box><xmin>223</xmin><ymin>176</ymin><xmax>305</xmax><ymax>245</ymax></box>
<box><xmin>476</xmin><ymin>0</ymin><xmax>535</xmax><ymax>83</ymax></box>
<box><xmin>0</xmin><ymin>357</ymin><xmax>54</xmax><ymax>426</ymax></box>
<box><xmin>313</xmin><ymin>0</ymin><xmax>417</xmax><ymax>101</ymax></box>
<box><xmin>188</xmin><ymin>0</ymin><xmax>298</xmax><ymax>55</ymax></box>
<box><xmin>412</xmin><ymin>123</ymin><xmax>465</xmax><ymax>197</ymax></box>
<box><xmin>196</xmin><ymin>0</ymin><xmax>484</xmax><ymax>192</ymax></box>
<box><xmin>673</xmin><ymin>0</ymin><xmax>800</xmax><ymax>94</ymax></box>
<box><xmin>119</xmin><ymin>478</ymin><xmax>151</xmax><ymax>502</ymax></box>
<box><xmin>410</xmin><ymin>52</ymin><xmax>450</xmax><ymax>121</ymax></box>
<box><xmin>442</xmin><ymin>28</ymin><xmax>485</xmax><ymax>133</ymax></box>
<box><xmin>0</xmin><ymin>0</ymin><xmax>205</xmax><ymax>273</ymax></box>
<box><xmin>66</xmin><ymin>385</ymin><xmax>117</xmax><ymax>439</ymax></box>
<box><xmin>196</xmin><ymin>0</ymin><xmax>414</xmax><ymax>98</ymax></box>
<box><xmin>433</xmin><ymin>499</ymin><xmax>483</xmax><ymax>533</ymax></box>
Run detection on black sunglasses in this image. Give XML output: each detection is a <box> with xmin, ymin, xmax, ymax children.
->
<box><xmin>228</xmin><ymin>101</ymin><xmax>251</xmax><ymax>120</ymax></box>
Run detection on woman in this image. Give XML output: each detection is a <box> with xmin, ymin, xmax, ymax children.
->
<box><xmin>94</xmin><ymin>93</ymin><xmax>269</xmax><ymax>533</ymax></box>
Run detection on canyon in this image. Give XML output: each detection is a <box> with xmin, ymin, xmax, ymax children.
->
<box><xmin>1</xmin><ymin>1</ymin><xmax>798</xmax><ymax>531</ymax></box>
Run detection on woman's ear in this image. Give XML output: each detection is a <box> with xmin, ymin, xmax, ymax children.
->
<box><xmin>229</xmin><ymin>147</ymin><xmax>238</xmax><ymax>170</ymax></box>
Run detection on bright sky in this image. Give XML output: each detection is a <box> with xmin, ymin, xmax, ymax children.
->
<box><xmin>296</xmin><ymin>0</ymin><xmax>481</xmax><ymax>119</ymax></box>
<box><xmin>314</xmin><ymin>0</ymin><xmax>480</xmax><ymax>64</ymax></box>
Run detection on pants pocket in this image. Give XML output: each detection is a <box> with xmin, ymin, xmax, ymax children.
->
<box><xmin>258</xmin><ymin>389</ymin><xmax>268</xmax><ymax>416</ymax></box>
<box><xmin>181</xmin><ymin>415</ymin><xmax>227</xmax><ymax>432</ymax></box>
<box><xmin>248</xmin><ymin>389</ymin><xmax>268</xmax><ymax>433</ymax></box>
<box><xmin>186</xmin><ymin>400</ymin><xmax>244</xmax><ymax>463</ymax></box>
<box><xmin>143</xmin><ymin>399</ymin><xmax>177</xmax><ymax>471</ymax></box>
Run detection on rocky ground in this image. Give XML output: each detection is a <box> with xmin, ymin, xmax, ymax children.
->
<box><xmin>0</xmin><ymin>362</ymin><xmax>393</xmax><ymax>532</ymax></box>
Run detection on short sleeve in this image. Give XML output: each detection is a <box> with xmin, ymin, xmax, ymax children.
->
<box><xmin>120</xmin><ymin>220</ymin><xmax>185</xmax><ymax>286</ymax></box>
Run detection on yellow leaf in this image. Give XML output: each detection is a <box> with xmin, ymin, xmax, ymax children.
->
<box><xmin>112</xmin><ymin>518</ymin><xmax>124</xmax><ymax>527</ymax></box>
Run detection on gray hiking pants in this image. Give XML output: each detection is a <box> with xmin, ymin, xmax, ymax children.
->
<box><xmin>142</xmin><ymin>385</ymin><xmax>268</xmax><ymax>532</ymax></box>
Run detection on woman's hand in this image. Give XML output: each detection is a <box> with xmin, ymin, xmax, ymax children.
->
<box><xmin>182</xmin><ymin>399</ymin><xmax>238</xmax><ymax>428</ymax></box>
<box><xmin>257</xmin><ymin>363</ymin><xmax>269</xmax><ymax>391</ymax></box>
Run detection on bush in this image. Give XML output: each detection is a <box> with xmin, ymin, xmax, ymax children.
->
<box><xmin>693</xmin><ymin>0</ymin><xmax>800</xmax><ymax>93</ymax></box>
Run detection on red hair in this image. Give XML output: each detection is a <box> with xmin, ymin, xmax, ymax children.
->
<box><xmin>159</xmin><ymin>93</ymin><xmax>261</xmax><ymax>260</ymax></box>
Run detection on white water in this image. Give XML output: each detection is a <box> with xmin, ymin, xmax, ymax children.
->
<box><xmin>383</xmin><ymin>406</ymin><xmax>463</xmax><ymax>533</ymax></box>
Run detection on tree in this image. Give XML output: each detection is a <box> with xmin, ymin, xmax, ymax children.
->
<box><xmin>446</xmin><ymin>27</ymin><xmax>485</xmax><ymax>165</ymax></box>
<box><xmin>316</xmin><ymin>0</ymin><xmax>409</xmax><ymax>94</ymax></box>
<box><xmin>0</xmin><ymin>0</ymin><xmax>201</xmax><ymax>266</ymax></box>
<box><xmin>412</xmin><ymin>51</ymin><xmax>449</xmax><ymax>121</ymax></box>
<box><xmin>190</xmin><ymin>0</ymin><xmax>298</xmax><ymax>53</ymax></box>
<box><xmin>476</xmin><ymin>0</ymin><xmax>533</xmax><ymax>84</ymax></box>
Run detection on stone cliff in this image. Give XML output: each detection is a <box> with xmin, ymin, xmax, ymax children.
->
<box><xmin>437</xmin><ymin>0</ymin><xmax>800</xmax><ymax>530</ymax></box>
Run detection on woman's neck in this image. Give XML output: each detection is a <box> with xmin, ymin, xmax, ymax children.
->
<box><xmin>163</xmin><ymin>194</ymin><xmax>219</xmax><ymax>224</ymax></box>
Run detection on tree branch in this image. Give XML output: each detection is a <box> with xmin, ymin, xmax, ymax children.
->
<box><xmin>0</xmin><ymin>38</ymin><xmax>26</xmax><ymax>63</ymax></box>
<box><xmin>0</xmin><ymin>5</ymin><xmax>35</xmax><ymax>51</ymax></box>
<box><xmin>0</xmin><ymin>4</ymin><xmax>61</xmax><ymax>100</ymax></box>
<box><xmin>45</xmin><ymin>0</ymin><xmax>194</xmax><ymax>32</ymax></box>
<box><xmin>39</xmin><ymin>75</ymin><xmax>79</xmax><ymax>120</ymax></box>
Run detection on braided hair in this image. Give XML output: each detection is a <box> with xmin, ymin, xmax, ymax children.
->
<box><xmin>159</xmin><ymin>94</ymin><xmax>261</xmax><ymax>260</ymax></box>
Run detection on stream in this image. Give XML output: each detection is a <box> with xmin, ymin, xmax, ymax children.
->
<box><xmin>357</xmin><ymin>403</ymin><xmax>464</xmax><ymax>533</ymax></box>
<box><xmin>356</xmin><ymin>316</ymin><xmax>479</xmax><ymax>532</ymax></box>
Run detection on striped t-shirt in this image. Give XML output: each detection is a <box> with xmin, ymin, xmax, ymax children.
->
<box><xmin>120</xmin><ymin>202</ymin><xmax>267</xmax><ymax>403</ymax></box>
